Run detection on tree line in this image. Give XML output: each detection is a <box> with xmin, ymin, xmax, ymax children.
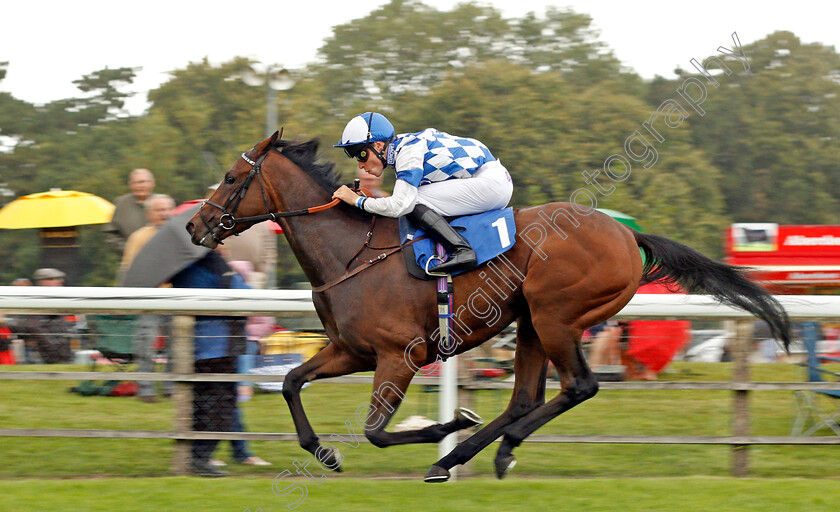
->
<box><xmin>1</xmin><ymin>0</ymin><xmax>837</xmax><ymax>286</ymax></box>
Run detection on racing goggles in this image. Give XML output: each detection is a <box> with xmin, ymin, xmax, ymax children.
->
<box><xmin>343</xmin><ymin>143</ymin><xmax>370</xmax><ymax>162</ymax></box>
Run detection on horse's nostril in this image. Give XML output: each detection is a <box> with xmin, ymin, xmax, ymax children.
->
<box><xmin>186</xmin><ymin>222</ymin><xmax>195</xmax><ymax>235</ymax></box>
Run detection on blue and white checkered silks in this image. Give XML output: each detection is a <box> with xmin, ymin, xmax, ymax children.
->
<box><xmin>386</xmin><ymin>129</ymin><xmax>496</xmax><ymax>187</ymax></box>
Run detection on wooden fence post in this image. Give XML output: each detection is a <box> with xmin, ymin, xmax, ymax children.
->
<box><xmin>731</xmin><ymin>319</ymin><xmax>753</xmax><ymax>477</ymax></box>
<box><xmin>170</xmin><ymin>315</ymin><xmax>194</xmax><ymax>474</ymax></box>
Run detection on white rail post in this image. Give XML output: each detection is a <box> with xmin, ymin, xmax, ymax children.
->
<box><xmin>439</xmin><ymin>354</ymin><xmax>458</xmax><ymax>480</ymax></box>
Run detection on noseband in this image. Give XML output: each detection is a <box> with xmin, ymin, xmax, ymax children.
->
<box><xmin>197</xmin><ymin>148</ymin><xmax>339</xmax><ymax>246</ymax></box>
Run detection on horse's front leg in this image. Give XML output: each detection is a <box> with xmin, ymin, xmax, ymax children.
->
<box><xmin>361</xmin><ymin>357</ymin><xmax>482</xmax><ymax>448</ymax></box>
<box><xmin>282</xmin><ymin>342</ymin><xmax>371</xmax><ymax>471</ymax></box>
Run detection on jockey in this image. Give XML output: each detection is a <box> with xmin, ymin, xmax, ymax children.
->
<box><xmin>333</xmin><ymin>112</ymin><xmax>513</xmax><ymax>274</ymax></box>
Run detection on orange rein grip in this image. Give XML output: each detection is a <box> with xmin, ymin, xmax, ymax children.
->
<box><xmin>307</xmin><ymin>198</ymin><xmax>341</xmax><ymax>213</ymax></box>
<box><xmin>306</xmin><ymin>187</ymin><xmax>374</xmax><ymax>213</ymax></box>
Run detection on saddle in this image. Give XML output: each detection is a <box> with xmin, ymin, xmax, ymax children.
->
<box><xmin>399</xmin><ymin>208</ymin><xmax>516</xmax><ymax>280</ymax></box>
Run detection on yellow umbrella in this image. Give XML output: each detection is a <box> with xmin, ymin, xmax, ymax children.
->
<box><xmin>0</xmin><ymin>189</ymin><xmax>115</xmax><ymax>229</ymax></box>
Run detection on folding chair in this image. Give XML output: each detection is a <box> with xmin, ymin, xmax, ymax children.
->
<box><xmin>791</xmin><ymin>322</ymin><xmax>840</xmax><ymax>436</ymax></box>
<box><xmin>70</xmin><ymin>315</ymin><xmax>138</xmax><ymax>396</ymax></box>
<box><xmin>86</xmin><ymin>314</ymin><xmax>137</xmax><ymax>369</ymax></box>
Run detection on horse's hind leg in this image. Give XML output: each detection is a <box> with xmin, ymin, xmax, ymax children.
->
<box><xmin>282</xmin><ymin>342</ymin><xmax>372</xmax><ymax>471</ymax></box>
<box><xmin>424</xmin><ymin>314</ymin><xmax>548</xmax><ymax>482</ymax></box>
<box><xmin>494</xmin><ymin>323</ymin><xmax>598</xmax><ymax>478</ymax></box>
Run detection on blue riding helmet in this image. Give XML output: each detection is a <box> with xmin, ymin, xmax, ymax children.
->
<box><xmin>334</xmin><ymin>112</ymin><xmax>395</xmax><ymax>161</ymax></box>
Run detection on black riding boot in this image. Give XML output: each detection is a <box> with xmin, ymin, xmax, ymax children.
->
<box><xmin>407</xmin><ymin>204</ymin><xmax>477</xmax><ymax>274</ymax></box>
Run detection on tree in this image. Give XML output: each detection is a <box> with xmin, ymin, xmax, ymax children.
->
<box><xmin>312</xmin><ymin>0</ymin><xmax>633</xmax><ymax>108</ymax></box>
<box><xmin>396</xmin><ymin>61</ymin><xmax>728</xmax><ymax>255</ymax></box>
<box><xmin>6</xmin><ymin>22</ymin><xmax>840</xmax><ymax>284</ymax></box>
<box><xmin>680</xmin><ymin>31</ymin><xmax>840</xmax><ymax>224</ymax></box>
<box><xmin>142</xmin><ymin>59</ymin><xmax>362</xmax><ymax>288</ymax></box>
<box><xmin>0</xmin><ymin>66</ymin><xmax>139</xmax><ymax>195</ymax></box>
<box><xmin>0</xmin><ymin>66</ymin><xmax>141</xmax><ymax>285</ymax></box>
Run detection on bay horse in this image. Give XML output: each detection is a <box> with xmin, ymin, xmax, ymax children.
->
<box><xmin>186</xmin><ymin>132</ymin><xmax>791</xmax><ymax>482</ymax></box>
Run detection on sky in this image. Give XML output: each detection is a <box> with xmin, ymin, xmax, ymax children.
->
<box><xmin>1</xmin><ymin>0</ymin><xmax>838</xmax><ymax>115</ymax></box>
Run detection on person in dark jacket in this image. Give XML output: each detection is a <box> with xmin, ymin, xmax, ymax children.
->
<box><xmin>13</xmin><ymin>269</ymin><xmax>76</xmax><ymax>363</ymax></box>
<box><xmin>169</xmin><ymin>251</ymin><xmax>249</xmax><ymax>477</ymax></box>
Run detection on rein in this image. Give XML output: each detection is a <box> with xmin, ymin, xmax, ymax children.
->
<box><xmin>310</xmin><ymin>216</ymin><xmax>429</xmax><ymax>293</ymax></box>
<box><xmin>311</xmin><ymin>234</ymin><xmax>428</xmax><ymax>293</ymax></box>
<box><xmin>199</xmin><ymin>145</ymin><xmax>421</xmax><ymax>293</ymax></box>
<box><xmin>197</xmin><ymin>148</ymin><xmax>339</xmax><ymax>245</ymax></box>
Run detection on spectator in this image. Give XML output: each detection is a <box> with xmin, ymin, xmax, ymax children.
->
<box><xmin>207</xmin><ymin>183</ymin><xmax>278</xmax><ymax>289</ymax></box>
<box><xmin>217</xmin><ymin>224</ymin><xmax>277</xmax><ymax>289</ymax></box>
<box><xmin>753</xmin><ymin>320</ymin><xmax>779</xmax><ymax>363</ymax></box>
<box><xmin>586</xmin><ymin>321</ymin><xmax>623</xmax><ymax>369</ymax></box>
<box><xmin>13</xmin><ymin>269</ymin><xmax>77</xmax><ymax>363</ymax></box>
<box><xmin>34</xmin><ymin>268</ymin><xmax>66</xmax><ymax>287</ymax></box>
<box><xmin>103</xmin><ymin>168</ymin><xmax>156</xmax><ymax>253</ymax></box>
<box><xmin>0</xmin><ymin>318</ymin><xmax>14</xmax><ymax>365</ymax></box>
<box><xmin>169</xmin><ymin>251</ymin><xmax>269</xmax><ymax>476</ymax></box>
<box><xmin>207</xmin><ymin>259</ymin><xmax>272</xmax><ymax>468</ymax></box>
<box><xmin>3</xmin><ymin>278</ymin><xmax>33</xmax><ymax>362</ymax></box>
<box><xmin>120</xmin><ymin>194</ymin><xmax>176</xmax><ymax>403</ymax></box>
<box><xmin>120</xmin><ymin>194</ymin><xmax>176</xmax><ymax>282</ymax></box>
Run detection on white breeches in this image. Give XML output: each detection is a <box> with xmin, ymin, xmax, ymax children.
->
<box><xmin>416</xmin><ymin>160</ymin><xmax>513</xmax><ymax>217</ymax></box>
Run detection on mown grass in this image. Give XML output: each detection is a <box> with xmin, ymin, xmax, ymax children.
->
<box><xmin>1</xmin><ymin>362</ymin><xmax>839</xmax><ymax>480</ymax></box>
<box><xmin>1</xmin><ymin>476</ymin><xmax>840</xmax><ymax>512</ymax></box>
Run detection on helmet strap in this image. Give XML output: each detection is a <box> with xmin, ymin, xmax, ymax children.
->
<box><xmin>351</xmin><ymin>113</ymin><xmax>391</xmax><ymax>166</ymax></box>
<box><xmin>368</xmin><ymin>141</ymin><xmax>389</xmax><ymax>167</ymax></box>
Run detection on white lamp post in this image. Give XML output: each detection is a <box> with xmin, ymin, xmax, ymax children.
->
<box><xmin>240</xmin><ymin>64</ymin><xmax>296</xmax><ymax>138</ymax></box>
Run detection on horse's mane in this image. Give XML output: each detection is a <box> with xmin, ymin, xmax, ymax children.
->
<box><xmin>273</xmin><ymin>138</ymin><xmax>372</xmax><ymax>221</ymax></box>
<box><xmin>273</xmin><ymin>138</ymin><xmax>343</xmax><ymax>193</ymax></box>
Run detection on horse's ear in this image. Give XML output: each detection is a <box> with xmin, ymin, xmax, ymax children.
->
<box><xmin>269</xmin><ymin>130</ymin><xmax>280</xmax><ymax>147</ymax></box>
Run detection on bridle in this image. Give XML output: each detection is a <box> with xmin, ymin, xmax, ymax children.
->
<box><xmin>196</xmin><ymin>147</ymin><xmax>339</xmax><ymax>246</ymax></box>
<box><xmin>196</xmin><ymin>143</ymin><xmax>427</xmax><ymax>293</ymax></box>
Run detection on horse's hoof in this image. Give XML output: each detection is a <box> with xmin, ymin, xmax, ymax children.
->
<box><xmin>455</xmin><ymin>407</ymin><xmax>483</xmax><ymax>429</ymax></box>
<box><xmin>317</xmin><ymin>446</ymin><xmax>343</xmax><ymax>472</ymax></box>
<box><xmin>494</xmin><ymin>455</ymin><xmax>516</xmax><ymax>479</ymax></box>
<box><xmin>424</xmin><ymin>465</ymin><xmax>451</xmax><ymax>483</ymax></box>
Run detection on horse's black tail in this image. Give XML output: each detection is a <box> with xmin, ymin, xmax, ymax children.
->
<box><xmin>635</xmin><ymin>232</ymin><xmax>791</xmax><ymax>350</ymax></box>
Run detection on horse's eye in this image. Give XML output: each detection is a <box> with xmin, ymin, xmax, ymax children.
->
<box><xmin>225</xmin><ymin>176</ymin><xmax>236</xmax><ymax>184</ymax></box>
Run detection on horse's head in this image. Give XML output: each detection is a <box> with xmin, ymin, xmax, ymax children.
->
<box><xmin>187</xmin><ymin>133</ymin><xmax>343</xmax><ymax>249</ymax></box>
<box><xmin>187</xmin><ymin>132</ymin><xmax>281</xmax><ymax>248</ymax></box>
